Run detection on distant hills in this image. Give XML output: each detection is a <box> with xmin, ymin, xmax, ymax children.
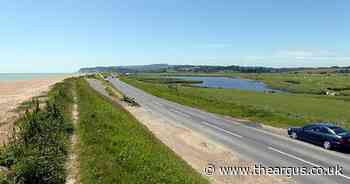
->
<box><xmin>79</xmin><ymin>64</ymin><xmax>350</xmax><ymax>74</ymax></box>
<box><xmin>79</xmin><ymin>64</ymin><xmax>171</xmax><ymax>73</ymax></box>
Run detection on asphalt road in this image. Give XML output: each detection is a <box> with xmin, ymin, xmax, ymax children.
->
<box><xmin>103</xmin><ymin>77</ymin><xmax>350</xmax><ymax>184</ymax></box>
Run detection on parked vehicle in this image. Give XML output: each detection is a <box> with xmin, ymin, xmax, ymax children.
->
<box><xmin>288</xmin><ymin>123</ymin><xmax>350</xmax><ymax>150</ymax></box>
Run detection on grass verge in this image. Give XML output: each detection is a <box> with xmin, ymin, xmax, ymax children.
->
<box><xmin>76</xmin><ymin>78</ymin><xmax>208</xmax><ymax>184</ymax></box>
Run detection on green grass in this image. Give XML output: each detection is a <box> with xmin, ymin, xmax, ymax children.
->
<box><xmin>76</xmin><ymin>79</ymin><xmax>208</xmax><ymax>184</ymax></box>
<box><xmin>241</xmin><ymin>73</ymin><xmax>350</xmax><ymax>95</ymax></box>
<box><xmin>105</xmin><ymin>86</ymin><xmax>120</xmax><ymax>99</ymax></box>
<box><xmin>121</xmin><ymin>77</ymin><xmax>350</xmax><ymax>128</ymax></box>
<box><xmin>0</xmin><ymin>78</ymin><xmax>74</xmax><ymax>184</ymax></box>
<box><xmin>100</xmin><ymin>72</ymin><xmax>112</xmax><ymax>78</ymax></box>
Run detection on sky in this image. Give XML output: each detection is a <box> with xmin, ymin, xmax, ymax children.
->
<box><xmin>0</xmin><ymin>0</ymin><xmax>349</xmax><ymax>73</ymax></box>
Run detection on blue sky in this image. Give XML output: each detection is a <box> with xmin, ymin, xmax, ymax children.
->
<box><xmin>1</xmin><ymin>0</ymin><xmax>349</xmax><ymax>73</ymax></box>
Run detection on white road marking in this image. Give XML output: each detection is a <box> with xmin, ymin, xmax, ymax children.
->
<box><xmin>268</xmin><ymin>146</ymin><xmax>321</xmax><ymax>167</ymax></box>
<box><xmin>244</xmin><ymin>125</ymin><xmax>350</xmax><ymax>161</ymax></box>
<box><xmin>268</xmin><ymin>146</ymin><xmax>350</xmax><ymax>180</ymax></box>
<box><xmin>167</xmin><ymin>108</ymin><xmax>243</xmax><ymax>138</ymax></box>
<box><xmin>114</xmin><ymin>79</ymin><xmax>350</xmax><ymax>182</ymax></box>
<box><xmin>169</xmin><ymin>109</ymin><xmax>191</xmax><ymax>118</ymax></box>
<box><xmin>201</xmin><ymin>121</ymin><xmax>243</xmax><ymax>138</ymax></box>
<box><xmin>340</xmin><ymin>174</ymin><xmax>350</xmax><ymax>181</ymax></box>
<box><xmin>153</xmin><ymin>102</ymin><xmax>163</xmax><ymax>107</ymax></box>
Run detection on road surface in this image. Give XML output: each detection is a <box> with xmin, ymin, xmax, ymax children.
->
<box><xmin>103</xmin><ymin>78</ymin><xmax>350</xmax><ymax>184</ymax></box>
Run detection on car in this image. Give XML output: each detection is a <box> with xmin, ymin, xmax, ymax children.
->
<box><xmin>288</xmin><ymin>123</ymin><xmax>350</xmax><ymax>150</ymax></box>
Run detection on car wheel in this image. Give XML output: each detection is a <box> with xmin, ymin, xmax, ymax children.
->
<box><xmin>323</xmin><ymin>141</ymin><xmax>331</xmax><ymax>150</ymax></box>
<box><xmin>291</xmin><ymin>132</ymin><xmax>298</xmax><ymax>139</ymax></box>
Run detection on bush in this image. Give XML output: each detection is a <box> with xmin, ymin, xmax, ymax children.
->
<box><xmin>0</xmin><ymin>79</ymin><xmax>74</xmax><ymax>184</ymax></box>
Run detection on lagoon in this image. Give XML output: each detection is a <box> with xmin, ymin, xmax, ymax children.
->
<box><xmin>168</xmin><ymin>76</ymin><xmax>281</xmax><ymax>92</ymax></box>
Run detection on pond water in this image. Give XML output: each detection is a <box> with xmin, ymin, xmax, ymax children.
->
<box><xmin>168</xmin><ymin>76</ymin><xmax>282</xmax><ymax>93</ymax></box>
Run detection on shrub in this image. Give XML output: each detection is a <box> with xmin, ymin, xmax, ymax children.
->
<box><xmin>0</xmin><ymin>79</ymin><xmax>74</xmax><ymax>184</ymax></box>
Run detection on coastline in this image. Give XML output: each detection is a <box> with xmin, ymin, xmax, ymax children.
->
<box><xmin>0</xmin><ymin>76</ymin><xmax>68</xmax><ymax>144</ymax></box>
<box><xmin>0</xmin><ymin>73</ymin><xmax>71</xmax><ymax>81</ymax></box>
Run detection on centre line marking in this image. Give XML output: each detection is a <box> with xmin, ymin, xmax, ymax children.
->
<box><xmin>201</xmin><ymin>121</ymin><xmax>243</xmax><ymax>138</ymax></box>
<box><xmin>169</xmin><ymin>109</ymin><xmax>191</xmax><ymax>118</ymax></box>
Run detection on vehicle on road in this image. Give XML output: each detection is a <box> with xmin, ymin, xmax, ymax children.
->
<box><xmin>288</xmin><ymin>123</ymin><xmax>350</xmax><ymax>150</ymax></box>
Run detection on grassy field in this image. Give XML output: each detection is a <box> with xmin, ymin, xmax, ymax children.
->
<box><xmin>121</xmin><ymin>77</ymin><xmax>350</xmax><ymax>128</ymax></box>
<box><xmin>242</xmin><ymin>73</ymin><xmax>350</xmax><ymax>95</ymax></box>
<box><xmin>76</xmin><ymin>78</ymin><xmax>208</xmax><ymax>184</ymax></box>
<box><xmin>0</xmin><ymin>78</ymin><xmax>74</xmax><ymax>184</ymax></box>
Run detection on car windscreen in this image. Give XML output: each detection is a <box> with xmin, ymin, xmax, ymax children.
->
<box><xmin>329</xmin><ymin>127</ymin><xmax>347</xmax><ymax>135</ymax></box>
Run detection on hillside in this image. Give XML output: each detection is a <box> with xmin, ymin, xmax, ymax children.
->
<box><xmin>79</xmin><ymin>64</ymin><xmax>350</xmax><ymax>74</ymax></box>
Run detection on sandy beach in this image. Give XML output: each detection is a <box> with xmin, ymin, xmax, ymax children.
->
<box><xmin>0</xmin><ymin>77</ymin><xmax>67</xmax><ymax>144</ymax></box>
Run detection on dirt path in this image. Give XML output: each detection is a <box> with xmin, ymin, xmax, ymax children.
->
<box><xmin>65</xmin><ymin>93</ymin><xmax>80</xmax><ymax>184</ymax></box>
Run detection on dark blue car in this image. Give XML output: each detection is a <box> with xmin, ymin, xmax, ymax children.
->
<box><xmin>288</xmin><ymin>123</ymin><xmax>350</xmax><ymax>150</ymax></box>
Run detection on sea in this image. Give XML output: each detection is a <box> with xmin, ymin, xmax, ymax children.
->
<box><xmin>0</xmin><ymin>73</ymin><xmax>72</xmax><ymax>82</ymax></box>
